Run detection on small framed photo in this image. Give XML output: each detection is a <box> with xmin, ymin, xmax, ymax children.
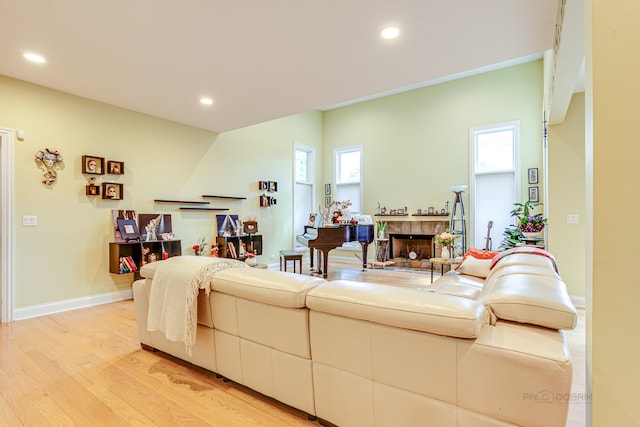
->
<box><xmin>117</xmin><ymin>219</ymin><xmax>140</xmax><ymax>242</ymax></box>
<box><xmin>324</xmin><ymin>195</ymin><xmax>331</xmax><ymax>208</ymax></box>
<box><xmin>107</xmin><ymin>160</ymin><xmax>124</xmax><ymax>175</ymax></box>
<box><xmin>258</xmin><ymin>181</ymin><xmax>269</xmax><ymax>191</ymax></box>
<box><xmin>397</xmin><ymin>208</ymin><xmax>405</xmax><ymax>215</ymax></box>
<box><xmin>82</xmin><ymin>155</ymin><xmax>105</xmax><ymax>175</ymax></box>
<box><xmin>428</xmin><ymin>207</ymin><xmax>435</xmax><ymax>215</ymax></box>
<box><xmin>260</xmin><ymin>195</ymin><xmax>270</xmax><ymax>207</ymax></box>
<box><xmin>528</xmin><ymin>168</ymin><xmax>539</xmax><ymax>184</ymax></box>
<box><xmin>529</xmin><ymin>186</ymin><xmax>539</xmax><ymax>203</ymax></box>
<box><xmin>268</xmin><ymin>181</ymin><xmax>278</xmax><ymax>192</ymax></box>
<box><xmin>324</xmin><ymin>183</ymin><xmax>331</xmax><ymax>195</ymax></box>
<box><xmin>102</xmin><ymin>182</ymin><xmax>123</xmax><ymax>200</ymax></box>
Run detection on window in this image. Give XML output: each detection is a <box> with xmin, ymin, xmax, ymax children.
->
<box><xmin>470</xmin><ymin>122</ymin><xmax>520</xmax><ymax>250</ymax></box>
<box><xmin>334</xmin><ymin>146</ymin><xmax>362</xmax><ymax>213</ymax></box>
<box><xmin>293</xmin><ymin>144</ymin><xmax>315</xmax><ymax>247</ymax></box>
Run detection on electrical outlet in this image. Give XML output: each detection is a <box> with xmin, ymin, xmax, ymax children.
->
<box><xmin>22</xmin><ymin>215</ymin><xmax>37</xmax><ymax>226</ymax></box>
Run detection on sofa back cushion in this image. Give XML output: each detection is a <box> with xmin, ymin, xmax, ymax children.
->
<box><xmin>212</xmin><ymin>267</ymin><xmax>326</xmax><ymax>308</ymax></box>
<box><xmin>481</xmin><ymin>273</ymin><xmax>577</xmax><ymax>330</ymax></box>
<box><xmin>307</xmin><ymin>280</ymin><xmax>488</xmax><ymax>338</ymax></box>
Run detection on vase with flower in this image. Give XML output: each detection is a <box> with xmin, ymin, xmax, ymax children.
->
<box><xmin>377</xmin><ymin>221</ymin><xmax>387</xmax><ymax>239</ymax></box>
<box><xmin>435</xmin><ymin>229</ymin><xmax>459</xmax><ymax>260</ymax></box>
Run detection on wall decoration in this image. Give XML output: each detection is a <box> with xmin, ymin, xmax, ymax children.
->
<box><xmin>260</xmin><ymin>195</ymin><xmax>276</xmax><ymax>207</ymax></box>
<box><xmin>268</xmin><ymin>181</ymin><xmax>278</xmax><ymax>192</ymax></box>
<box><xmin>112</xmin><ymin>210</ymin><xmax>138</xmax><ymax>241</ymax></box>
<box><xmin>102</xmin><ymin>182</ymin><xmax>123</xmax><ymax>200</ymax></box>
<box><xmin>529</xmin><ymin>186</ymin><xmax>539</xmax><ymax>202</ymax></box>
<box><xmin>35</xmin><ymin>148</ymin><xmax>64</xmax><ymax>186</ymax></box>
<box><xmin>217</xmin><ymin>214</ymin><xmax>239</xmax><ymax>236</ymax></box>
<box><xmin>258</xmin><ymin>181</ymin><xmax>269</xmax><ymax>191</ymax></box>
<box><xmin>139</xmin><ymin>214</ymin><xmax>172</xmax><ymax>241</ymax></box>
<box><xmin>107</xmin><ymin>160</ymin><xmax>124</xmax><ymax>175</ymax></box>
<box><xmin>324</xmin><ymin>183</ymin><xmax>331</xmax><ymax>195</ymax></box>
<box><xmin>528</xmin><ymin>168</ymin><xmax>539</xmax><ymax>184</ymax></box>
<box><xmin>82</xmin><ymin>155</ymin><xmax>105</xmax><ymax>175</ymax></box>
<box><xmin>117</xmin><ymin>219</ymin><xmax>140</xmax><ymax>242</ymax></box>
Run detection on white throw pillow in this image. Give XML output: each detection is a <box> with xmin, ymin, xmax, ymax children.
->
<box><xmin>457</xmin><ymin>255</ymin><xmax>492</xmax><ymax>279</ymax></box>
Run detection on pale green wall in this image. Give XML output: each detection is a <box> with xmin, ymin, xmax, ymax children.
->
<box><xmin>590</xmin><ymin>0</ymin><xmax>640</xmax><ymax>424</ymax></box>
<box><xmin>0</xmin><ymin>75</ymin><xmax>322</xmax><ymax>311</ymax></box>
<box><xmin>322</xmin><ymin>60</ymin><xmax>544</xmax><ymax>244</ymax></box>
<box><xmin>548</xmin><ymin>92</ymin><xmax>586</xmax><ymax>299</ymax></box>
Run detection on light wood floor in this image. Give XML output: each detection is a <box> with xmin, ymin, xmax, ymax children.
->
<box><xmin>0</xmin><ymin>261</ymin><xmax>586</xmax><ymax>426</ymax></box>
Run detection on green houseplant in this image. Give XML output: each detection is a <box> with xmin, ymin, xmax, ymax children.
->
<box><xmin>499</xmin><ymin>199</ymin><xmax>547</xmax><ymax>250</ymax></box>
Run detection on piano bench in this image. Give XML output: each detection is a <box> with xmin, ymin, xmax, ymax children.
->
<box><xmin>280</xmin><ymin>250</ymin><xmax>303</xmax><ymax>273</ymax></box>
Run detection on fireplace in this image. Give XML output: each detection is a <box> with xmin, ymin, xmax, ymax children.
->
<box><xmin>384</xmin><ymin>220</ymin><xmax>449</xmax><ymax>265</ymax></box>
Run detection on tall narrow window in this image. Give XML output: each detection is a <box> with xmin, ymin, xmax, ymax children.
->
<box><xmin>470</xmin><ymin>122</ymin><xmax>520</xmax><ymax>250</ymax></box>
<box><xmin>294</xmin><ymin>144</ymin><xmax>315</xmax><ymax>247</ymax></box>
<box><xmin>334</xmin><ymin>146</ymin><xmax>362</xmax><ymax>213</ymax></box>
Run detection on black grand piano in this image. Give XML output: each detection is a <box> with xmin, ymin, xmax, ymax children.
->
<box><xmin>296</xmin><ymin>223</ymin><xmax>374</xmax><ymax>278</ymax></box>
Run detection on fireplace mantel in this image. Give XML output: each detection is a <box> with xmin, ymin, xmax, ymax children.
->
<box><xmin>385</xmin><ymin>220</ymin><xmax>449</xmax><ymax>236</ymax></box>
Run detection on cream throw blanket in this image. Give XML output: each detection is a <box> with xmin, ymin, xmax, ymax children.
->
<box><xmin>146</xmin><ymin>256</ymin><xmax>247</xmax><ymax>355</ymax></box>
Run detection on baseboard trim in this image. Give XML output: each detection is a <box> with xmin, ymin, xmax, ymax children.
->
<box><xmin>13</xmin><ymin>289</ymin><xmax>133</xmax><ymax>321</ymax></box>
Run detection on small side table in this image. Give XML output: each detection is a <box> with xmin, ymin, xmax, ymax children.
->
<box><xmin>429</xmin><ymin>258</ymin><xmax>462</xmax><ymax>282</ymax></box>
<box><xmin>280</xmin><ymin>250</ymin><xmax>303</xmax><ymax>273</ymax></box>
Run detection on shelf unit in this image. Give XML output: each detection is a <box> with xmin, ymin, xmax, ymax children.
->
<box><xmin>412</xmin><ymin>213</ymin><xmax>449</xmax><ymax>217</ymax></box>
<box><xmin>450</xmin><ymin>191</ymin><xmax>467</xmax><ymax>254</ymax></box>
<box><xmin>179</xmin><ymin>207</ymin><xmax>229</xmax><ymax>211</ymax></box>
<box><xmin>202</xmin><ymin>195</ymin><xmax>247</xmax><ymax>200</ymax></box>
<box><xmin>109</xmin><ymin>240</ymin><xmax>182</xmax><ymax>277</ymax></box>
<box><xmin>154</xmin><ymin>199</ymin><xmax>209</xmax><ymax>205</ymax></box>
<box><xmin>374</xmin><ymin>213</ymin><xmax>409</xmax><ymax>217</ymax></box>
<box><xmin>216</xmin><ymin>235</ymin><xmax>262</xmax><ymax>259</ymax></box>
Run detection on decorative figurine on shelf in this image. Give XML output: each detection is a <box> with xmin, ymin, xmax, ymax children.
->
<box><xmin>192</xmin><ymin>237</ymin><xmax>207</xmax><ymax>256</ymax></box>
<box><xmin>210</xmin><ymin>246</ymin><xmax>219</xmax><ymax>257</ymax></box>
<box><xmin>141</xmin><ymin>247</ymin><xmax>150</xmax><ymax>266</ymax></box>
<box><xmin>35</xmin><ymin>148</ymin><xmax>64</xmax><ymax>186</ymax></box>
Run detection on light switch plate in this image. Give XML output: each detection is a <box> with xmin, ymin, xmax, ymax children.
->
<box><xmin>566</xmin><ymin>214</ymin><xmax>579</xmax><ymax>224</ymax></box>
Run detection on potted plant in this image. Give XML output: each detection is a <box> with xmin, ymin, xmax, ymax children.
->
<box><xmin>500</xmin><ymin>199</ymin><xmax>547</xmax><ymax>249</ymax></box>
<box><xmin>376</xmin><ymin>221</ymin><xmax>387</xmax><ymax>239</ymax></box>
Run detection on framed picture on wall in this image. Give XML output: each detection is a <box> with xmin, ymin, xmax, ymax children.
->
<box><xmin>324</xmin><ymin>183</ymin><xmax>331</xmax><ymax>195</ymax></box>
<box><xmin>102</xmin><ymin>182</ymin><xmax>123</xmax><ymax>200</ymax></box>
<box><xmin>107</xmin><ymin>160</ymin><xmax>124</xmax><ymax>175</ymax></box>
<box><xmin>528</xmin><ymin>168</ymin><xmax>539</xmax><ymax>184</ymax></box>
<box><xmin>82</xmin><ymin>155</ymin><xmax>105</xmax><ymax>175</ymax></box>
<box><xmin>529</xmin><ymin>186</ymin><xmax>539</xmax><ymax>203</ymax></box>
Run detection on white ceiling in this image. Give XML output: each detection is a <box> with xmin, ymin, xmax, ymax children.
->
<box><xmin>0</xmin><ymin>0</ymin><xmax>559</xmax><ymax>133</ymax></box>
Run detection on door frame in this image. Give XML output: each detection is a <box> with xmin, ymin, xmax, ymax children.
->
<box><xmin>0</xmin><ymin>128</ymin><xmax>15</xmax><ymax>323</ymax></box>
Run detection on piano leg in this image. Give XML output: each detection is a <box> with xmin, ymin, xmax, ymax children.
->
<box><xmin>360</xmin><ymin>242</ymin><xmax>370</xmax><ymax>271</ymax></box>
<box><xmin>309</xmin><ymin>247</ymin><xmax>315</xmax><ymax>270</ymax></box>
<box><xmin>319</xmin><ymin>248</ymin><xmax>331</xmax><ymax>279</ymax></box>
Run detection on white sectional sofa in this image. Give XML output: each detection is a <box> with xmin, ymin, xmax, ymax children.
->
<box><xmin>132</xmin><ymin>247</ymin><xmax>577</xmax><ymax>427</ymax></box>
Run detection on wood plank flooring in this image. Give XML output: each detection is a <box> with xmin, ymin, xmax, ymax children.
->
<box><xmin>0</xmin><ymin>261</ymin><xmax>586</xmax><ymax>426</ymax></box>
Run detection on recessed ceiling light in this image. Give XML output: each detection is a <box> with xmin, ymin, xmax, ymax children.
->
<box><xmin>200</xmin><ymin>97</ymin><xmax>214</xmax><ymax>106</ymax></box>
<box><xmin>23</xmin><ymin>52</ymin><xmax>46</xmax><ymax>63</ymax></box>
<box><xmin>381</xmin><ymin>26</ymin><xmax>400</xmax><ymax>40</ymax></box>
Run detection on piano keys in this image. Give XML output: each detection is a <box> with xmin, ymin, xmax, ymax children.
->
<box><xmin>296</xmin><ymin>224</ymin><xmax>374</xmax><ymax>278</ymax></box>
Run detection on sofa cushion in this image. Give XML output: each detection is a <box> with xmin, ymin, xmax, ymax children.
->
<box><xmin>481</xmin><ymin>274</ymin><xmax>577</xmax><ymax>330</ymax></box>
<box><xmin>307</xmin><ymin>280</ymin><xmax>488</xmax><ymax>338</ymax></box>
<box><xmin>455</xmin><ymin>255</ymin><xmax>492</xmax><ymax>278</ymax></box>
<box><xmin>212</xmin><ymin>267</ymin><xmax>326</xmax><ymax>308</ymax></box>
